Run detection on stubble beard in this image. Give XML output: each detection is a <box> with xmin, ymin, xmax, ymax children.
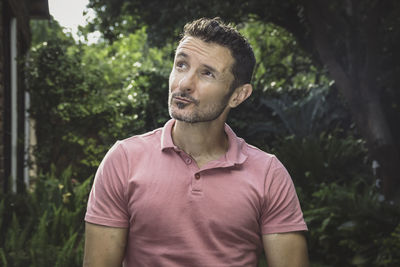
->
<box><xmin>168</xmin><ymin>92</ymin><xmax>231</xmax><ymax>123</ymax></box>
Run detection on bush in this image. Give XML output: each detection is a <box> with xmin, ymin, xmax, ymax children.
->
<box><xmin>304</xmin><ymin>180</ymin><xmax>400</xmax><ymax>266</ymax></box>
<box><xmin>27</xmin><ymin>28</ymin><xmax>172</xmax><ymax>180</ymax></box>
<box><xmin>269</xmin><ymin>134</ymin><xmax>400</xmax><ymax>266</ymax></box>
<box><xmin>0</xmin><ymin>167</ymin><xmax>91</xmax><ymax>267</ymax></box>
<box><xmin>272</xmin><ymin>133</ymin><xmax>370</xmax><ymax>193</ymax></box>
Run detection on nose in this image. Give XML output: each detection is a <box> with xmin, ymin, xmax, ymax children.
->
<box><xmin>178</xmin><ymin>71</ymin><xmax>195</xmax><ymax>93</ymax></box>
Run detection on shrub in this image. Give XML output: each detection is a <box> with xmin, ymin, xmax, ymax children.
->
<box><xmin>304</xmin><ymin>180</ymin><xmax>400</xmax><ymax>266</ymax></box>
<box><xmin>0</xmin><ymin>167</ymin><xmax>91</xmax><ymax>267</ymax></box>
<box><xmin>272</xmin><ymin>132</ymin><xmax>370</xmax><ymax>193</ymax></box>
<box><xmin>27</xmin><ymin>29</ymin><xmax>172</xmax><ymax>180</ymax></box>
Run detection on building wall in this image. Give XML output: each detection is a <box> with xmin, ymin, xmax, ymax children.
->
<box><xmin>0</xmin><ymin>0</ymin><xmax>4</xmax><ymax>190</ymax></box>
<box><xmin>0</xmin><ymin>0</ymin><xmax>11</xmax><ymax>192</ymax></box>
<box><xmin>0</xmin><ymin>0</ymin><xmax>48</xmax><ymax>193</ymax></box>
<box><xmin>0</xmin><ymin>0</ymin><xmax>31</xmax><ymax>193</ymax></box>
<box><xmin>17</xmin><ymin>29</ymin><xmax>28</xmax><ymax>192</ymax></box>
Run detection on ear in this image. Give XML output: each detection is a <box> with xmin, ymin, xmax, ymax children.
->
<box><xmin>229</xmin><ymin>84</ymin><xmax>253</xmax><ymax>108</ymax></box>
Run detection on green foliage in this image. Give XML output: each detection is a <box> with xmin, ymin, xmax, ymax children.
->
<box><xmin>30</xmin><ymin>18</ymin><xmax>74</xmax><ymax>47</ymax></box>
<box><xmin>239</xmin><ymin>21</ymin><xmax>328</xmax><ymax>93</ymax></box>
<box><xmin>376</xmin><ymin>223</ymin><xmax>400</xmax><ymax>266</ymax></box>
<box><xmin>242</xmin><ymin>85</ymin><xmax>350</xmax><ymax>144</ymax></box>
<box><xmin>303</xmin><ymin>180</ymin><xmax>400</xmax><ymax>267</ymax></box>
<box><xmin>27</xmin><ymin>37</ymin><xmax>94</xmax><ymax>177</ymax></box>
<box><xmin>272</xmin><ymin>133</ymin><xmax>369</xmax><ymax>191</ymax></box>
<box><xmin>86</xmin><ymin>0</ymin><xmax>253</xmax><ymax>45</ymax></box>
<box><xmin>268</xmin><ymin>133</ymin><xmax>400</xmax><ymax>266</ymax></box>
<box><xmin>27</xmin><ymin>27</ymin><xmax>172</xmax><ymax>179</ymax></box>
<box><xmin>0</xmin><ymin>167</ymin><xmax>91</xmax><ymax>267</ymax></box>
<box><xmin>229</xmin><ymin>21</ymin><xmax>339</xmax><ymax>149</ymax></box>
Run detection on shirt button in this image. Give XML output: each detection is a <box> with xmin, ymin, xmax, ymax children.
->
<box><xmin>185</xmin><ymin>158</ymin><xmax>192</xmax><ymax>164</ymax></box>
<box><xmin>195</xmin><ymin>173</ymin><xmax>200</xmax><ymax>180</ymax></box>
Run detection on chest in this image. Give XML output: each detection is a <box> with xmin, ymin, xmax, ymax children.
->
<box><xmin>126</xmin><ymin>160</ymin><xmax>264</xmax><ymax>240</ymax></box>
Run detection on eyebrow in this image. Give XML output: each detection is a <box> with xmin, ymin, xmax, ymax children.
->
<box><xmin>176</xmin><ymin>51</ymin><xmax>188</xmax><ymax>59</ymax></box>
<box><xmin>175</xmin><ymin>52</ymin><xmax>220</xmax><ymax>75</ymax></box>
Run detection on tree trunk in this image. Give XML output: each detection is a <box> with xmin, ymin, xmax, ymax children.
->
<box><xmin>305</xmin><ymin>0</ymin><xmax>400</xmax><ymax>199</ymax></box>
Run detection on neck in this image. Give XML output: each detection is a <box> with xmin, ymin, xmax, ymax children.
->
<box><xmin>172</xmin><ymin>119</ymin><xmax>229</xmax><ymax>167</ymax></box>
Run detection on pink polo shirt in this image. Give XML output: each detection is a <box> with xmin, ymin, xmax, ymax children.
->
<box><xmin>85</xmin><ymin>119</ymin><xmax>307</xmax><ymax>266</ymax></box>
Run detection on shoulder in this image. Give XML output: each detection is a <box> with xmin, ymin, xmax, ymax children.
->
<box><xmin>241</xmin><ymin>141</ymin><xmax>284</xmax><ymax>171</ymax></box>
<box><xmin>117</xmin><ymin>127</ymin><xmax>163</xmax><ymax>154</ymax></box>
<box><xmin>238</xmin><ymin>140</ymin><xmax>293</xmax><ymax>193</ymax></box>
<box><xmin>100</xmin><ymin>127</ymin><xmax>163</xmax><ymax>171</ymax></box>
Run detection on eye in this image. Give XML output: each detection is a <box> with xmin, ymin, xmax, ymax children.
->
<box><xmin>175</xmin><ymin>61</ymin><xmax>188</xmax><ymax>71</ymax></box>
<box><xmin>202</xmin><ymin>70</ymin><xmax>215</xmax><ymax>78</ymax></box>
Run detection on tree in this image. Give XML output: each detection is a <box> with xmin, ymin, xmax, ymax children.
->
<box><xmin>86</xmin><ymin>0</ymin><xmax>400</xmax><ymax>199</ymax></box>
<box><xmin>27</xmin><ymin>24</ymin><xmax>172</xmax><ymax>179</ymax></box>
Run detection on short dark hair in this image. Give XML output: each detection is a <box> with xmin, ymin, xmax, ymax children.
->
<box><xmin>181</xmin><ymin>17</ymin><xmax>256</xmax><ymax>92</ymax></box>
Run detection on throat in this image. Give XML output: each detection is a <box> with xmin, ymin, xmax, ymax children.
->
<box><xmin>172</xmin><ymin>121</ymin><xmax>229</xmax><ymax>167</ymax></box>
<box><xmin>191</xmin><ymin>153</ymin><xmax>224</xmax><ymax>169</ymax></box>
<box><xmin>188</xmin><ymin>136</ymin><xmax>229</xmax><ymax>168</ymax></box>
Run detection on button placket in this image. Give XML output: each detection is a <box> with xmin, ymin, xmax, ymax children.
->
<box><xmin>192</xmin><ymin>172</ymin><xmax>202</xmax><ymax>192</ymax></box>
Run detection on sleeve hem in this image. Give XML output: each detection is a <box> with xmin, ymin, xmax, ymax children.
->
<box><xmin>262</xmin><ymin>223</ymin><xmax>308</xmax><ymax>235</ymax></box>
<box><xmin>85</xmin><ymin>214</ymin><xmax>129</xmax><ymax>228</ymax></box>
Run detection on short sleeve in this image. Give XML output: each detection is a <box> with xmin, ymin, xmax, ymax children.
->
<box><xmin>261</xmin><ymin>157</ymin><xmax>307</xmax><ymax>234</ymax></box>
<box><xmin>85</xmin><ymin>141</ymin><xmax>130</xmax><ymax>228</ymax></box>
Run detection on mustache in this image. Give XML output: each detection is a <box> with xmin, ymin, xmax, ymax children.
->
<box><xmin>171</xmin><ymin>92</ymin><xmax>199</xmax><ymax>105</ymax></box>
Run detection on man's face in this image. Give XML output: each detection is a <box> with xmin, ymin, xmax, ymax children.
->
<box><xmin>168</xmin><ymin>37</ymin><xmax>235</xmax><ymax>123</ymax></box>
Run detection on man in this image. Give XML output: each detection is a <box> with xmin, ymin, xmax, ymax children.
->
<box><xmin>83</xmin><ymin>17</ymin><xmax>308</xmax><ymax>267</ymax></box>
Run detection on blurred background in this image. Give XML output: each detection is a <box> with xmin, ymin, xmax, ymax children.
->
<box><xmin>0</xmin><ymin>0</ymin><xmax>399</xmax><ymax>266</ymax></box>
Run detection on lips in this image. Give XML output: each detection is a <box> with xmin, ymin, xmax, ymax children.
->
<box><xmin>171</xmin><ymin>92</ymin><xmax>199</xmax><ymax>105</ymax></box>
<box><xmin>174</xmin><ymin>96</ymin><xmax>193</xmax><ymax>103</ymax></box>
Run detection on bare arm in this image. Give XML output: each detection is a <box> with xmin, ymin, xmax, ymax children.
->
<box><xmin>83</xmin><ymin>222</ymin><xmax>128</xmax><ymax>267</ymax></box>
<box><xmin>262</xmin><ymin>232</ymin><xmax>309</xmax><ymax>267</ymax></box>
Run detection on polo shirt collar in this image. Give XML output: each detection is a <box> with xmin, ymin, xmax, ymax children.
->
<box><xmin>160</xmin><ymin>119</ymin><xmax>177</xmax><ymax>150</ymax></box>
<box><xmin>161</xmin><ymin>119</ymin><xmax>248</xmax><ymax>167</ymax></box>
